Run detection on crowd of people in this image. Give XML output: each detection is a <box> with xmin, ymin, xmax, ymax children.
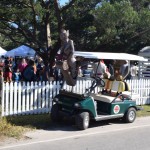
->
<box><xmin>0</xmin><ymin>56</ymin><xmax>61</xmax><ymax>83</ymax></box>
<box><xmin>79</xmin><ymin>59</ymin><xmax>139</xmax><ymax>81</ymax></box>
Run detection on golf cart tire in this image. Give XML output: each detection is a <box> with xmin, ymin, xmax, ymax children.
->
<box><xmin>51</xmin><ymin>104</ymin><xmax>61</xmax><ymax>122</ymax></box>
<box><xmin>123</xmin><ymin>107</ymin><xmax>136</xmax><ymax>123</ymax></box>
<box><xmin>75</xmin><ymin>112</ymin><xmax>90</xmax><ymax>130</ymax></box>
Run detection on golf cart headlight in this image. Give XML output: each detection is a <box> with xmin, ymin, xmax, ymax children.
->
<box><xmin>74</xmin><ymin>103</ymin><xmax>81</xmax><ymax>108</ymax></box>
<box><xmin>53</xmin><ymin>97</ymin><xmax>59</xmax><ymax>102</ymax></box>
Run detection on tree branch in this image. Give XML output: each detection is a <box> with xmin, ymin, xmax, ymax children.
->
<box><xmin>128</xmin><ymin>27</ymin><xmax>150</xmax><ymax>40</ymax></box>
<box><xmin>54</xmin><ymin>0</ymin><xmax>63</xmax><ymax>32</ymax></box>
<box><xmin>29</xmin><ymin>0</ymin><xmax>37</xmax><ymax>37</ymax></box>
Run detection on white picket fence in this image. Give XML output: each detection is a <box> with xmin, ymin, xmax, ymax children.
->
<box><xmin>1</xmin><ymin>81</ymin><xmax>60</xmax><ymax>117</ymax></box>
<box><xmin>1</xmin><ymin>78</ymin><xmax>150</xmax><ymax>117</ymax></box>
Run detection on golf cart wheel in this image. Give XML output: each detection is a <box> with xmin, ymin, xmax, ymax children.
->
<box><xmin>123</xmin><ymin>107</ymin><xmax>136</xmax><ymax>123</ymax></box>
<box><xmin>75</xmin><ymin>112</ymin><xmax>90</xmax><ymax>130</ymax></box>
<box><xmin>50</xmin><ymin>104</ymin><xmax>61</xmax><ymax>122</ymax></box>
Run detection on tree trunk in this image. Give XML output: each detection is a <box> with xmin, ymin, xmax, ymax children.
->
<box><xmin>47</xmin><ymin>23</ymin><xmax>51</xmax><ymax>48</ymax></box>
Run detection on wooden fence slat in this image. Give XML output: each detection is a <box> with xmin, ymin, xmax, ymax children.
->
<box><xmin>13</xmin><ymin>82</ymin><xmax>17</xmax><ymax>115</ymax></box>
<box><xmin>30</xmin><ymin>82</ymin><xmax>34</xmax><ymax>114</ymax></box>
<box><xmin>9</xmin><ymin>82</ymin><xmax>13</xmax><ymax>115</ymax></box>
<box><xmin>1</xmin><ymin>82</ymin><xmax>5</xmax><ymax>116</ymax></box>
<box><xmin>22</xmin><ymin>82</ymin><xmax>26</xmax><ymax>114</ymax></box>
<box><xmin>45</xmin><ymin>81</ymin><xmax>50</xmax><ymax>113</ymax></box>
<box><xmin>34</xmin><ymin>82</ymin><xmax>38</xmax><ymax>113</ymax></box>
<box><xmin>41</xmin><ymin>81</ymin><xmax>46</xmax><ymax>113</ymax></box>
<box><xmin>18</xmin><ymin>82</ymin><xmax>22</xmax><ymax>114</ymax></box>
<box><xmin>26</xmin><ymin>82</ymin><xmax>30</xmax><ymax>114</ymax></box>
<box><xmin>38</xmin><ymin>81</ymin><xmax>42</xmax><ymax>114</ymax></box>
<box><xmin>5</xmin><ymin>83</ymin><xmax>9</xmax><ymax>116</ymax></box>
<box><xmin>49</xmin><ymin>82</ymin><xmax>53</xmax><ymax>110</ymax></box>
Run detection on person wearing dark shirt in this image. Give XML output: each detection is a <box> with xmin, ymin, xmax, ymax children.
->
<box><xmin>108</xmin><ymin>60</ymin><xmax>115</xmax><ymax>79</ymax></box>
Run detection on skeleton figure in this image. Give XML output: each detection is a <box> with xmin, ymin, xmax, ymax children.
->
<box><xmin>59</xmin><ymin>29</ymin><xmax>77</xmax><ymax>79</ymax></box>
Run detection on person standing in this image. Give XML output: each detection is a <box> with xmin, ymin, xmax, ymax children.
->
<box><xmin>92</xmin><ymin>59</ymin><xmax>108</xmax><ymax>78</ymax></box>
<box><xmin>23</xmin><ymin>59</ymin><xmax>37</xmax><ymax>82</ymax></box>
<box><xmin>3</xmin><ymin>65</ymin><xmax>12</xmax><ymax>82</ymax></box>
<box><xmin>40</xmin><ymin>65</ymin><xmax>49</xmax><ymax>81</ymax></box>
<box><xmin>13</xmin><ymin>68</ymin><xmax>21</xmax><ymax>82</ymax></box>
<box><xmin>18</xmin><ymin>58</ymin><xmax>28</xmax><ymax>76</ymax></box>
<box><xmin>130</xmin><ymin>61</ymin><xmax>138</xmax><ymax>79</ymax></box>
<box><xmin>0</xmin><ymin>70</ymin><xmax>4</xmax><ymax>90</ymax></box>
<box><xmin>36</xmin><ymin>57</ymin><xmax>44</xmax><ymax>81</ymax></box>
<box><xmin>119</xmin><ymin>60</ymin><xmax>129</xmax><ymax>79</ymax></box>
<box><xmin>108</xmin><ymin>60</ymin><xmax>116</xmax><ymax>79</ymax></box>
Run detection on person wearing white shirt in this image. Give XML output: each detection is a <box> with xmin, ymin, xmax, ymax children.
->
<box><xmin>92</xmin><ymin>60</ymin><xmax>107</xmax><ymax>78</ymax></box>
<box><xmin>130</xmin><ymin>62</ymin><xmax>138</xmax><ymax>79</ymax></box>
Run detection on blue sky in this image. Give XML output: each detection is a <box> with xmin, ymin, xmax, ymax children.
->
<box><xmin>60</xmin><ymin>0</ymin><xmax>69</xmax><ymax>6</ymax></box>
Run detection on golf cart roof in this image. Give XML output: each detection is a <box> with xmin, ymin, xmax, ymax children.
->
<box><xmin>75</xmin><ymin>51</ymin><xmax>148</xmax><ymax>61</ymax></box>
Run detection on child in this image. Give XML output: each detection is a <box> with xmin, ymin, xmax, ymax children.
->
<box><xmin>13</xmin><ymin>68</ymin><xmax>21</xmax><ymax>82</ymax></box>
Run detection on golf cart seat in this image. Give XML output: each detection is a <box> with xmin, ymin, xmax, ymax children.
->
<box><xmin>90</xmin><ymin>80</ymin><xmax>125</xmax><ymax>103</ymax></box>
<box><xmin>90</xmin><ymin>93</ymin><xmax>117</xmax><ymax>103</ymax></box>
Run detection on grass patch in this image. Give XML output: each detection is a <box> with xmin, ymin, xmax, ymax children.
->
<box><xmin>137</xmin><ymin>105</ymin><xmax>150</xmax><ymax>117</ymax></box>
<box><xmin>0</xmin><ymin>105</ymin><xmax>150</xmax><ymax>139</ymax></box>
<box><xmin>0</xmin><ymin>117</ymin><xmax>31</xmax><ymax>139</ymax></box>
<box><xmin>6</xmin><ymin>114</ymin><xmax>51</xmax><ymax>129</ymax></box>
<box><xmin>0</xmin><ymin>105</ymin><xmax>1</xmax><ymax>117</ymax></box>
<box><xmin>0</xmin><ymin>114</ymin><xmax>51</xmax><ymax>139</ymax></box>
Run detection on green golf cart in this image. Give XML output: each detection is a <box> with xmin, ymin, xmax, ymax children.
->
<box><xmin>51</xmin><ymin>52</ymin><xmax>147</xmax><ymax>130</ymax></box>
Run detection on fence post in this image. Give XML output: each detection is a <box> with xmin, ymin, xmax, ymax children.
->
<box><xmin>0</xmin><ymin>79</ymin><xmax>4</xmax><ymax>117</ymax></box>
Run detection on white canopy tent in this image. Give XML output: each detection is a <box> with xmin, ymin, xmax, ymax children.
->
<box><xmin>6</xmin><ymin>45</ymin><xmax>36</xmax><ymax>57</ymax></box>
<box><xmin>138</xmin><ymin>46</ymin><xmax>150</xmax><ymax>57</ymax></box>
<box><xmin>138</xmin><ymin>46</ymin><xmax>150</xmax><ymax>79</ymax></box>
<box><xmin>0</xmin><ymin>47</ymin><xmax>7</xmax><ymax>56</ymax></box>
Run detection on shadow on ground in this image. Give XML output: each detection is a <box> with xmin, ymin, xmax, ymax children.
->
<box><xmin>46</xmin><ymin>118</ymin><xmax>124</xmax><ymax>132</ymax></box>
<box><xmin>6</xmin><ymin>114</ymin><xmax>125</xmax><ymax>132</ymax></box>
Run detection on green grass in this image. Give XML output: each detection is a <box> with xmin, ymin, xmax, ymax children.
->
<box><xmin>137</xmin><ymin>105</ymin><xmax>150</xmax><ymax>117</ymax></box>
<box><xmin>0</xmin><ymin>105</ymin><xmax>150</xmax><ymax>139</ymax></box>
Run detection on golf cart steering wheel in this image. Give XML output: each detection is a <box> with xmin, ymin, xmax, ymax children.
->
<box><xmin>94</xmin><ymin>77</ymin><xmax>105</xmax><ymax>87</ymax></box>
<box><xmin>85</xmin><ymin>77</ymin><xmax>105</xmax><ymax>96</ymax></box>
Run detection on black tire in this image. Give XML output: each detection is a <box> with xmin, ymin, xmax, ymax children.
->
<box><xmin>123</xmin><ymin>107</ymin><xmax>136</xmax><ymax>123</ymax></box>
<box><xmin>50</xmin><ymin>104</ymin><xmax>61</xmax><ymax>122</ymax></box>
<box><xmin>75</xmin><ymin>112</ymin><xmax>90</xmax><ymax>130</ymax></box>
